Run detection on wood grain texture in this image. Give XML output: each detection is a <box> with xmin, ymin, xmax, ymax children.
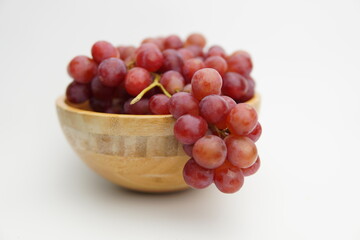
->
<box><xmin>56</xmin><ymin>94</ymin><xmax>261</xmax><ymax>192</ymax></box>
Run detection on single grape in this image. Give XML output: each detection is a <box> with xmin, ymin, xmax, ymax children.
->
<box><xmin>241</xmin><ymin>156</ymin><xmax>260</xmax><ymax>177</ymax></box>
<box><xmin>199</xmin><ymin>95</ymin><xmax>229</xmax><ymax>124</ymax></box>
<box><xmin>160</xmin><ymin>71</ymin><xmax>185</xmax><ymax>94</ymax></box>
<box><xmin>149</xmin><ymin>94</ymin><xmax>170</xmax><ymax>115</ymax></box>
<box><xmin>227</xmin><ymin>51</ymin><xmax>253</xmax><ymax>76</ymax></box>
<box><xmin>177</xmin><ymin>48</ymin><xmax>194</xmax><ymax>61</ymax></box>
<box><xmin>206</xmin><ymin>45</ymin><xmax>226</xmax><ymax>58</ymax></box>
<box><xmin>67</xmin><ymin>56</ymin><xmax>97</xmax><ymax>83</ymax></box>
<box><xmin>174</xmin><ymin>114</ymin><xmax>208</xmax><ymax>145</ymax></box>
<box><xmin>136</xmin><ymin>44</ymin><xmax>164</xmax><ymax>72</ymax></box>
<box><xmin>160</xmin><ymin>49</ymin><xmax>184</xmax><ymax>73</ymax></box>
<box><xmin>66</xmin><ymin>81</ymin><xmax>91</xmax><ymax>104</ymax></box>
<box><xmin>246</xmin><ymin>122</ymin><xmax>262</xmax><ymax>142</ymax></box>
<box><xmin>91</xmin><ymin>76</ymin><xmax>115</xmax><ymax>100</ymax></box>
<box><xmin>214</xmin><ymin>160</ymin><xmax>244</xmax><ymax>193</ymax></box>
<box><xmin>168</xmin><ymin>92</ymin><xmax>199</xmax><ymax>119</ymax></box>
<box><xmin>164</xmin><ymin>35</ymin><xmax>183</xmax><ymax>49</ymax></box>
<box><xmin>185</xmin><ymin>33</ymin><xmax>206</xmax><ymax>48</ymax></box>
<box><xmin>193</xmin><ymin>135</ymin><xmax>227</xmax><ymax>169</ymax></box>
<box><xmin>226</xmin><ymin>103</ymin><xmax>258</xmax><ymax>135</ymax></box>
<box><xmin>89</xmin><ymin>97</ymin><xmax>112</xmax><ymax>112</ymax></box>
<box><xmin>91</xmin><ymin>41</ymin><xmax>119</xmax><ymax>63</ymax></box>
<box><xmin>141</xmin><ymin>37</ymin><xmax>165</xmax><ymax>51</ymax></box>
<box><xmin>183</xmin><ymin>144</ymin><xmax>194</xmax><ymax>157</ymax></box>
<box><xmin>125</xmin><ymin>67</ymin><xmax>152</xmax><ymax>96</ymax></box>
<box><xmin>215</xmin><ymin>96</ymin><xmax>237</xmax><ymax>129</ymax></box>
<box><xmin>183</xmin><ymin>158</ymin><xmax>214</xmax><ymax>189</ymax></box>
<box><xmin>225</xmin><ymin>135</ymin><xmax>258</xmax><ymax>168</ymax></box>
<box><xmin>182</xmin><ymin>58</ymin><xmax>205</xmax><ymax>83</ymax></box>
<box><xmin>185</xmin><ymin>45</ymin><xmax>204</xmax><ymax>57</ymax></box>
<box><xmin>238</xmin><ymin>76</ymin><xmax>255</xmax><ymax>102</ymax></box>
<box><xmin>222</xmin><ymin>72</ymin><xmax>248</xmax><ymax>101</ymax></box>
<box><xmin>123</xmin><ymin>98</ymin><xmax>150</xmax><ymax>114</ymax></box>
<box><xmin>183</xmin><ymin>84</ymin><xmax>191</xmax><ymax>93</ymax></box>
<box><xmin>191</xmin><ymin>68</ymin><xmax>222</xmax><ymax>100</ymax></box>
<box><xmin>118</xmin><ymin>46</ymin><xmax>136</xmax><ymax>61</ymax></box>
<box><xmin>98</xmin><ymin>58</ymin><xmax>127</xmax><ymax>87</ymax></box>
<box><xmin>204</xmin><ymin>56</ymin><xmax>228</xmax><ymax>76</ymax></box>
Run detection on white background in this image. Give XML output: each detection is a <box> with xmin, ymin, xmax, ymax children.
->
<box><xmin>1</xmin><ymin>0</ymin><xmax>360</xmax><ymax>239</ymax></box>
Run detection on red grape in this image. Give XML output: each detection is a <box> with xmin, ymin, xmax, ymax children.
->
<box><xmin>221</xmin><ymin>96</ymin><xmax>237</xmax><ymax>110</ymax></box>
<box><xmin>193</xmin><ymin>135</ymin><xmax>227</xmax><ymax>169</ymax></box>
<box><xmin>125</xmin><ymin>67</ymin><xmax>152</xmax><ymax>96</ymax></box>
<box><xmin>174</xmin><ymin>114</ymin><xmax>207</xmax><ymax>145</ymax></box>
<box><xmin>227</xmin><ymin>103</ymin><xmax>258</xmax><ymax>135</ymax></box>
<box><xmin>191</xmin><ymin>68</ymin><xmax>222</xmax><ymax>100</ymax></box>
<box><xmin>168</xmin><ymin>92</ymin><xmax>199</xmax><ymax>119</ymax></box>
<box><xmin>160</xmin><ymin>71</ymin><xmax>185</xmax><ymax>94</ymax></box>
<box><xmin>204</xmin><ymin>56</ymin><xmax>228</xmax><ymax>76</ymax></box>
<box><xmin>118</xmin><ymin>46</ymin><xmax>136</xmax><ymax>61</ymax></box>
<box><xmin>98</xmin><ymin>58</ymin><xmax>127</xmax><ymax>87</ymax></box>
<box><xmin>215</xmin><ymin>96</ymin><xmax>237</xmax><ymax>129</ymax></box>
<box><xmin>149</xmin><ymin>94</ymin><xmax>170</xmax><ymax>115</ymax></box>
<box><xmin>199</xmin><ymin>95</ymin><xmax>228</xmax><ymax>124</ymax></box>
<box><xmin>91</xmin><ymin>76</ymin><xmax>115</xmax><ymax>100</ymax></box>
<box><xmin>185</xmin><ymin>45</ymin><xmax>204</xmax><ymax>57</ymax></box>
<box><xmin>183</xmin><ymin>144</ymin><xmax>194</xmax><ymax>157</ymax></box>
<box><xmin>227</xmin><ymin>51</ymin><xmax>253</xmax><ymax>76</ymax></box>
<box><xmin>91</xmin><ymin>41</ymin><xmax>118</xmax><ymax>63</ymax></box>
<box><xmin>136</xmin><ymin>44</ymin><xmax>164</xmax><ymax>72</ymax></box>
<box><xmin>177</xmin><ymin>48</ymin><xmax>194</xmax><ymax>61</ymax></box>
<box><xmin>206</xmin><ymin>45</ymin><xmax>226</xmax><ymax>58</ymax></box>
<box><xmin>123</xmin><ymin>98</ymin><xmax>150</xmax><ymax>115</ymax></box>
<box><xmin>160</xmin><ymin>49</ymin><xmax>184</xmax><ymax>73</ymax></box>
<box><xmin>241</xmin><ymin>156</ymin><xmax>260</xmax><ymax>177</ymax></box>
<box><xmin>246</xmin><ymin>122</ymin><xmax>262</xmax><ymax>142</ymax></box>
<box><xmin>67</xmin><ymin>56</ymin><xmax>97</xmax><ymax>84</ymax></box>
<box><xmin>66</xmin><ymin>81</ymin><xmax>91</xmax><ymax>104</ymax></box>
<box><xmin>182</xmin><ymin>58</ymin><xmax>205</xmax><ymax>83</ymax></box>
<box><xmin>164</xmin><ymin>35</ymin><xmax>183</xmax><ymax>49</ymax></box>
<box><xmin>225</xmin><ymin>135</ymin><xmax>258</xmax><ymax>168</ymax></box>
<box><xmin>185</xmin><ymin>33</ymin><xmax>206</xmax><ymax>48</ymax></box>
<box><xmin>238</xmin><ymin>77</ymin><xmax>255</xmax><ymax>102</ymax></box>
<box><xmin>89</xmin><ymin>98</ymin><xmax>112</xmax><ymax>112</ymax></box>
<box><xmin>141</xmin><ymin>37</ymin><xmax>165</xmax><ymax>51</ymax></box>
<box><xmin>183</xmin><ymin>158</ymin><xmax>214</xmax><ymax>189</ymax></box>
<box><xmin>222</xmin><ymin>72</ymin><xmax>248</xmax><ymax>101</ymax></box>
<box><xmin>183</xmin><ymin>84</ymin><xmax>191</xmax><ymax>93</ymax></box>
<box><xmin>214</xmin><ymin>161</ymin><xmax>244</xmax><ymax>193</ymax></box>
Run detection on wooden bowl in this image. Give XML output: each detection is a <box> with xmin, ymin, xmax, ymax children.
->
<box><xmin>56</xmin><ymin>94</ymin><xmax>261</xmax><ymax>193</ymax></box>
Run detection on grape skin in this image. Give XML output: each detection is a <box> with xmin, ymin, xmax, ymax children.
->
<box><xmin>98</xmin><ymin>58</ymin><xmax>127</xmax><ymax>87</ymax></box>
<box><xmin>193</xmin><ymin>135</ymin><xmax>227</xmax><ymax>169</ymax></box>
<box><xmin>124</xmin><ymin>67</ymin><xmax>152</xmax><ymax>96</ymax></box>
<box><xmin>66</xmin><ymin>81</ymin><xmax>91</xmax><ymax>104</ymax></box>
<box><xmin>191</xmin><ymin>68</ymin><xmax>223</xmax><ymax>100</ymax></box>
<box><xmin>182</xmin><ymin>58</ymin><xmax>205</xmax><ymax>83</ymax></box>
<box><xmin>214</xmin><ymin>161</ymin><xmax>244</xmax><ymax>193</ymax></box>
<box><xmin>174</xmin><ymin>114</ymin><xmax>208</xmax><ymax>145</ymax></box>
<box><xmin>160</xmin><ymin>71</ymin><xmax>185</xmax><ymax>94</ymax></box>
<box><xmin>225</xmin><ymin>135</ymin><xmax>258</xmax><ymax>168</ymax></box>
<box><xmin>183</xmin><ymin>158</ymin><xmax>214</xmax><ymax>189</ymax></box>
<box><xmin>149</xmin><ymin>94</ymin><xmax>170</xmax><ymax>115</ymax></box>
<box><xmin>91</xmin><ymin>41</ymin><xmax>119</xmax><ymax>63</ymax></box>
<box><xmin>222</xmin><ymin>72</ymin><xmax>248</xmax><ymax>101</ymax></box>
<box><xmin>168</xmin><ymin>92</ymin><xmax>199</xmax><ymax>119</ymax></box>
<box><xmin>242</xmin><ymin>156</ymin><xmax>260</xmax><ymax>177</ymax></box>
<box><xmin>204</xmin><ymin>56</ymin><xmax>228</xmax><ymax>76</ymax></box>
<box><xmin>199</xmin><ymin>95</ymin><xmax>229</xmax><ymax>124</ymax></box>
<box><xmin>226</xmin><ymin>103</ymin><xmax>258</xmax><ymax>135</ymax></box>
<box><xmin>67</xmin><ymin>56</ymin><xmax>97</xmax><ymax>84</ymax></box>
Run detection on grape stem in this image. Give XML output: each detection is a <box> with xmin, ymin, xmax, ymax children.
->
<box><xmin>130</xmin><ymin>73</ymin><xmax>171</xmax><ymax>105</ymax></box>
<box><xmin>209</xmin><ymin>124</ymin><xmax>229</xmax><ymax>139</ymax></box>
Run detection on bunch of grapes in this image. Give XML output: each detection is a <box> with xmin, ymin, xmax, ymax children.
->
<box><xmin>65</xmin><ymin>33</ymin><xmax>261</xmax><ymax>193</ymax></box>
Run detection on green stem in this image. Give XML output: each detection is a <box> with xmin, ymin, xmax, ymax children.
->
<box><xmin>130</xmin><ymin>74</ymin><xmax>171</xmax><ymax>105</ymax></box>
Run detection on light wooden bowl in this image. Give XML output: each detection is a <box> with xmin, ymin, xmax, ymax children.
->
<box><xmin>56</xmin><ymin>94</ymin><xmax>261</xmax><ymax>193</ymax></box>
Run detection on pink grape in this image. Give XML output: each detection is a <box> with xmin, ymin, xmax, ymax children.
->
<box><xmin>215</xmin><ymin>96</ymin><xmax>237</xmax><ymax>129</ymax></box>
<box><xmin>241</xmin><ymin>156</ymin><xmax>261</xmax><ymax>177</ymax></box>
<box><xmin>136</xmin><ymin>44</ymin><xmax>164</xmax><ymax>72</ymax></box>
<box><xmin>199</xmin><ymin>95</ymin><xmax>229</xmax><ymax>124</ymax></box>
<box><xmin>214</xmin><ymin>161</ymin><xmax>244</xmax><ymax>193</ymax></box>
<box><xmin>91</xmin><ymin>41</ymin><xmax>119</xmax><ymax>63</ymax></box>
<box><xmin>177</xmin><ymin>48</ymin><xmax>194</xmax><ymax>61</ymax></box>
<box><xmin>185</xmin><ymin>45</ymin><xmax>204</xmax><ymax>57</ymax></box>
<box><xmin>191</xmin><ymin>68</ymin><xmax>222</xmax><ymax>100</ymax></box>
<box><xmin>183</xmin><ymin>158</ymin><xmax>214</xmax><ymax>189</ymax></box>
<box><xmin>238</xmin><ymin>77</ymin><xmax>255</xmax><ymax>102</ymax></box>
<box><xmin>67</xmin><ymin>56</ymin><xmax>97</xmax><ymax>83</ymax></box>
<box><xmin>222</xmin><ymin>72</ymin><xmax>248</xmax><ymax>101</ymax></box>
<box><xmin>168</xmin><ymin>92</ymin><xmax>199</xmax><ymax>119</ymax></box>
<box><xmin>227</xmin><ymin>103</ymin><xmax>258</xmax><ymax>135</ymax></box>
<box><xmin>204</xmin><ymin>56</ymin><xmax>228</xmax><ymax>76</ymax></box>
<box><xmin>183</xmin><ymin>84</ymin><xmax>191</xmax><ymax>93</ymax></box>
<box><xmin>193</xmin><ymin>135</ymin><xmax>227</xmax><ymax>169</ymax></box>
<box><xmin>160</xmin><ymin>71</ymin><xmax>185</xmax><ymax>94</ymax></box>
<box><xmin>182</xmin><ymin>58</ymin><xmax>205</xmax><ymax>83</ymax></box>
<box><xmin>246</xmin><ymin>122</ymin><xmax>262</xmax><ymax>142</ymax></box>
<box><xmin>174</xmin><ymin>114</ymin><xmax>207</xmax><ymax>145</ymax></box>
<box><xmin>164</xmin><ymin>35</ymin><xmax>183</xmax><ymax>49</ymax></box>
<box><xmin>225</xmin><ymin>135</ymin><xmax>258</xmax><ymax>168</ymax></box>
<box><xmin>227</xmin><ymin>51</ymin><xmax>253</xmax><ymax>76</ymax></box>
<box><xmin>98</xmin><ymin>58</ymin><xmax>127</xmax><ymax>87</ymax></box>
<box><xmin>185</xmin><ymin>33</ymin><xmax>206</xmax><ymax>48</ymax></box>
<box><xmin>125</xmin><ymin>67</ymin><xmax>152</xmax><ymax>96</ymax></box>
<box><xmin>141</xmin><ymin>37</ymin><xmax>165</xmax><ymax>51</ymax></box>
<box><xmin>149</xmin><ymin>94</ymin><xmax>170</xmax><ymax>115</ymax></box>
<box><xmin>206</xmin><ymin>45</ymin><xmax>226</xmax><ymax>58</ymax></box>
<box><xmin>160</xmin><ymin>49</ymin><xmax>184</xmax><ymax>73</ymax></box>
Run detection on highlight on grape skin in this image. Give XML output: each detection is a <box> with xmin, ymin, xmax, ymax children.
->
<box><xmin>64</xmin><ymin>33</ymin><xmax>261</xmax><ymax>194</ymax></box>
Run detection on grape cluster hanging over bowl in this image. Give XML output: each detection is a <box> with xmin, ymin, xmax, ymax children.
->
<box><xmin>61</xmin><ymin>33</ymin><xmax>262</xmax><ymax>194</ymax></box>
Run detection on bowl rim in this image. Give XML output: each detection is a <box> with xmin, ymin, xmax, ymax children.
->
<box><xmin>56</xmin><ymin>93</ymin><xmax>260</xmax><ymax>119</ymax></box>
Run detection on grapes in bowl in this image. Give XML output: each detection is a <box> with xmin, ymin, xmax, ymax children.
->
<box><xmin>57</xmin><ymin>33</ymin><xmax>262</xmax><ymax>193</ymax></box>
